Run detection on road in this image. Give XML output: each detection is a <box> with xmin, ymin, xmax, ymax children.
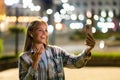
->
<box><xmin>0</xmin><ymin>67</ymin><xmax>120</xmax><ymax>80</ymax></box>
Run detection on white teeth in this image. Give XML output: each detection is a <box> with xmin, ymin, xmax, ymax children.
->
<box><xmin>41</xmin><ymin>37</ymin><xmax>45</xmax><ymax>39</ymax></box>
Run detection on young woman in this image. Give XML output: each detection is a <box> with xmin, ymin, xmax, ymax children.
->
<box><xmin>18</xmin><ymin>19</ymin><xmax>95</xmax><ymax>80</ymax></box>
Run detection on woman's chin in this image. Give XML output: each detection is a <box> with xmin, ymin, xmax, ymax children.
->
<box><xmin>41</xmin><ymin>41</ymin><xmax>46</xmax><ymax>44</ymax></box>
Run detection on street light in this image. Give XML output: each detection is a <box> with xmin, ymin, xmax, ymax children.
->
<box><xmin>46</xmin><ymin>8</ymin><xmax>56</xmax><ymax>45</ymax></box>
<box><xmin>4</xmin><ymin>0</ymin><xmax>20</xmax><ymax>55</ymax></box>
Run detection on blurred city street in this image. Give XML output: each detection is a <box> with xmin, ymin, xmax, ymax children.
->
<box><xmin>0</xmin><ymin>0</ymin><xmax>120</xmax><ymax>80</ymax></box>
<box><xmin>0</xmin><ymin>67</ymin><xmax>120</xmax><ymax>80</ymax></box>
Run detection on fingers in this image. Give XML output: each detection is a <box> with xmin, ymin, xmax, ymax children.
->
<box><xmin>30</xmin><ymin>45</ymin><xmax>44</xmax><ymax>62</ymax></box>
<box><xmin>85</xmin><ymin>33</ymin><xmax>96</xmax><ymax>48</ymax></box>
<box><xmin>33</xmin><ymin>46</ymin><xmax>43</xmax><ymax>55</ymax></box>
<box><xmin>30</xmin><ymin>45</ymin><xmax>44</xmax><ymax>70</ymax></box>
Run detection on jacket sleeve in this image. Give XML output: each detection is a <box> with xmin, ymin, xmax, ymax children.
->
<box><xmin>60</xmin><ymin>49</ymin><xmax>91</xmax><ymax>68</ymax></box>
<box><xmin>18</xmin><ymin>54</ymin><xmax>38</xmax><ymax>80</ymax></box>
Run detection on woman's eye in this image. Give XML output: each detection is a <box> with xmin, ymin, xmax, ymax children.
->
<box><xmin>38</xmin><ymin>30</ymin><xmax>42</xmax><ymax>31</ymax></box>
<box><xmin>38</xmin><ymin>29</ymin><xmax>48</xmax><ymax>32</ymax></box>
<box><xmin>45</xmin><ymin>30</ymin><xmax>48</xmax><ymax>32</ymax></box>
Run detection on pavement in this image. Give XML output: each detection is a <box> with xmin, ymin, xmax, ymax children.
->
<box><xmin>0</xmin><ymin>67</ymin><xmax>120</xmax><ymax>80</ymax></box>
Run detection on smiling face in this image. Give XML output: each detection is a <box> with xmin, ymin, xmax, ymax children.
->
<box><xmin>31</xmin><ymin>22</ymin><xmax>48</xmax><ymax>45</ymax></box>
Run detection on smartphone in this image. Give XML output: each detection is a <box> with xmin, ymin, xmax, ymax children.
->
<box><xmin>84</xmin><ymin>24</ymin><xmax>92</xmax><ymax>35</ymax></box>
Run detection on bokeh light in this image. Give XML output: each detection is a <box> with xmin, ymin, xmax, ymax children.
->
<box><xmin>78</xmin><ymin>14</ymin><xmax>84</xmax><ymax>21</ymax></box>
<box><xmin>99</xmin><ymin>40</ymin><xmax>105</xmax><ymax>49</ymax></box>
<box><xmin>55</xmin><ymin>23</ymin><xmax>63</xmax><ymax>30</ymax></box>
<box><xmin>4</xmin><ymin>0</ymin><xmax>19</xmax><ymax>6</ymax></box>
<box><xmin>48</xmin><ymin>25</ymin><xmax>54</xmax><ymax>34</ymax></box>
<box><xmin>46</xmin><ymin>9</ymin><xmax>53</xmax><ymax>15</ymax></box>
<box><xmin>70</xmin><ymin>22</ymin><xmax>83</xmax><ymax>29</ymax></box>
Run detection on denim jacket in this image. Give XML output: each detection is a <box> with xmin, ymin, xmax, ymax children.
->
<box><xmin>18</xmin><ymin>45</ymin><xmax>91</xmax><ymax>80</ymax></box>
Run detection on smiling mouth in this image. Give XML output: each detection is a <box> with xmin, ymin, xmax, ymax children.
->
<box><xmin>41</xmin><ymin>37</ymin><xmax>46</xmax><ymax>39</ymax></box>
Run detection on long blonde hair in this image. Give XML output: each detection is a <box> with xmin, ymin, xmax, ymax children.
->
<box><xmin>23</xmin><ymin>19</ymin><xmax>48</xmax><ymax>51</ymax></box>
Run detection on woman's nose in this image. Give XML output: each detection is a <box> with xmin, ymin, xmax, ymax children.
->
<box><xmin>42</xmin><ymin>30</ymin><xmax>48</xmax><ymax>35</ymax></box>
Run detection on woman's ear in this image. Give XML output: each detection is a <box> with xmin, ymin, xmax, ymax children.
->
<box><xmin>30</xmin><ymin>34</ymin><xmax>33</xmax><ymax>37</ymax></box>
<box><xmin>28</xmin><ymin>31</ymin><xmax>33</xmax><ymax>38</ymax></box>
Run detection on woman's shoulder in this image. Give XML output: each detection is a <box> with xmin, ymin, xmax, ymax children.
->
<box><xmin>19</xmin><ymin>51</ymin><xmax>32</xmax><ymax>64</ymax></box>
<box><xmin>19</xmin><ymin>51</ymin><xmax>31</xmax><ymax>60</ymax></box>
<box><xmin>47</xmin><ymin>45</ymin><xmax>62</xmax><ymax>50</ymax></box>
<box><xmin>19</xmin><ymin>51</ymin><xmax>29</xmax><ymax>57</ymax></box>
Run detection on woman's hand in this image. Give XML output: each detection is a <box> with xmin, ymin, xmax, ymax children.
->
<box><xmin>85</xmin><ymin>33</ymin><xmax>96</xmax><ymax>54</ymax></box>
<box><xmin>30</xmin><ymin>45</ymin><xmax>44</xmax><ymax>70</ymax></box>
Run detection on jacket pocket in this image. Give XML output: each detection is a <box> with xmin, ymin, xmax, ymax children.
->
<box><xmin>53</xmin><ymin>58</ymin><xmax>64</xmax><ymax>78</ymax></box>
